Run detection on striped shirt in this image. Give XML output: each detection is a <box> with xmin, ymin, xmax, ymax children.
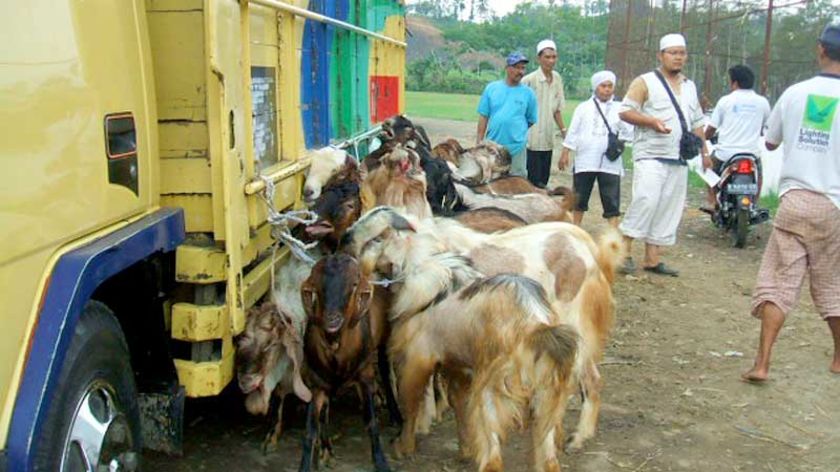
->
<box><xmin>523</xmin><ymin>69</ymin><xmax>566</xmax><ymax>151</ymax></box>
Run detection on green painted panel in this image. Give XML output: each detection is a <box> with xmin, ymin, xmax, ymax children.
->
<box><xmin>367</xmin><ymin>0</ymin><xmax>404</xmax><ymax>33</ymax></box>
<box><xmin>329</xmin><ymin>0</ymin><xmax>401</xmax><ymax>141</ymax></box>
<box><xmin>355</xmin><ymin>0</ymin><xmax>370</xmax><ymax>136</ymax></box>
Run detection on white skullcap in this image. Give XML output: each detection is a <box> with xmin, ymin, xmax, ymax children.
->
<box><xmin>536</xmin><ymin>39</ymin><xmax>557</xmax><ymax>55</ymax></box>
<box><xmin>591</xmin><ymin>70</ymin><xmax>617</xmax><ymax>91</ymax></box>
<box><xmin>659</xmin><ymin>33</ymin><xmax>686</xmax><ymax>51</ymax></box>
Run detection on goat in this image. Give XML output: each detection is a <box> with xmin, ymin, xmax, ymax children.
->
<box><xmin>453</xmin><ymin>141</ymin><xmax>512</xmax><ymax>184</ymax></box>
<box><xmin>471</xmin><ymin>176</ymin><xmax>573</xmax><ymax>200</ymax></box>
<box><xmin>452</xmin><ymin>207</ymin><xmax>527</xmax><ymax>232</ymax></box>
<box><xmin>455</xmin><ymin>183</ymin><xmax>572</xmax><ymax>224</ymax></box>
<box><xmin>303</xmin><ymin>147</ymin><xmax>354</xmax><ymax>205</ymax></box>
<box><xmin>236</xmin><ymin>298</ymin><xmax>311</xmax><ymax>451</ymax></box>
<box><xmin>431</xmin><ymin>138</ymin><xmax>465</xmax><ymax>166</ymax></box>
<box><xmin>361</xmin><ymin>143</ymin><xmax>433</xmax><ymax>219</ymax></box>
<box><xmin>343</xmin><ymin>208</ymin><xmax>580</xmax><ymax>472</ymax></box>
<box><xmin>348</xmin><ymin>207</ymin><xmax>623</xmax><ymax>453</ymax></box>
<box><xmin>371</xmin><ymin>120</ymin><xmax>525</xmax><ymax>232</ymax></box>
<box><xmin>305</xmin><ymin>161</ymin><xmax>363</xmax><ymax>251</ymax></box>
<box><xmin>380</xmin><ymin>114</ymin><xmax>432</xmax><ymax>150</ymax></box>
<box><xmin>298</xmin><ymin>254</ymin><xmax>392</xmax><ymax>472</ymax></box>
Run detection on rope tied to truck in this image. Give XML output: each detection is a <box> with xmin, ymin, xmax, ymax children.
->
<box><xmin>257</xmin><ymin>174</ymin><xmax>319</xmax><ymax>266</ymax></box>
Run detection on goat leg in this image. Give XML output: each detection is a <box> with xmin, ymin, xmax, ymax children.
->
<box><xmin>393</xmin><ymin>358</ymin><xmax>435</xmax><ymax>458</ymax></box>
<box><xmin>566</xmin><ymin>362</ymin><xmax>602</xmax><ymax>453</ymax></box>
<box><xmin>262</xmin><ymin>395</ymin><xmax>284</xmax><ymax>454</ymax></box>
<box><xmin>362</xmin><ymin>380</ymin><xmax>392</xmax><ymax>472</ymax></box>
<box><xmin>378</xmin><ymin>344</ymin><xmax>403</xmax><ymax>427</ymax></box>
<box><xmin>445</xmin><ymin>370</ymin><xmax>473</xmax><ymax>461</ymax></box>
<box><xmin>318</xmin><ymin>400</ymin><xmax>334</xmax><ymax>465</ymax></box>
<box><xmin>434</xmin><ymin>372</ymin><xmax>450</xmax><ymax>422</ymax></box>
<box><xmin>299</xmin><ymin>390</ymin><xmax>326</xmax><ymax>472</ymax></box>
<box><xmin>415</xmin><ymin>380</ymin><xmax>435</xmax><ymax>434</ymax></box>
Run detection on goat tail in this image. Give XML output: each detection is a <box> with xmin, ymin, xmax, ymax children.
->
<box><xmin>529</xmin><ymin>324</ymin><xmax>579</xmax><ymax>382</ymax></box>
<box><xmin>596</xmin><ymin>227</ymin><xmax>625</xmax><ymax>285</ymax></box>
<box><xmin>465</xmin><ymin>352</ymin><xmax>528</xmax><ymax>472</ymax></box>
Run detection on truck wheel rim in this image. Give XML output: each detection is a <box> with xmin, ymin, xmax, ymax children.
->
<box><xmin>61</xmin><ymin>380</ymin><xmax>133</xmax><ymax>472</ymax></box>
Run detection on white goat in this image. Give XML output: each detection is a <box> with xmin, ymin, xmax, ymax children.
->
<box><xmin>303</xmin><ymin>147</ymin><xmax>349</xmax><ymax>205</ymax></box>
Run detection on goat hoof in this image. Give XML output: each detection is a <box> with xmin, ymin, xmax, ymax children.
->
<box><xmin>542</xmin><ymin>460</ymin><xmax>561</xmax><ymax>472</ymax></box>
<box><xmin>319</xmin><ymin>444</ymin><xmax>335</xmax><ymax>465</ymax></box>
<box><xmin>392</xmin><ymin>438</ymin><xmax>415</xmax><ymax>459</ymax></box>
<box><xmin>261</xmin><ymin>437</ymin><xmax>280</xmax><ymax>455</ymax></box>
<box><xmin>564</xmin><ymin>434</ymin><xmax>585</xmax><ymax>454</ymax></box>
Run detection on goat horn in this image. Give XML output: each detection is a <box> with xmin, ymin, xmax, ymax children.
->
<box><xmin>389</xmin><ymin>212</ymin><xmax>416</xmax><ymax>232</ymax></box>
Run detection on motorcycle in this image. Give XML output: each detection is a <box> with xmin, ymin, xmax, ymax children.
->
<box><xmin>705</xmin><ymin>152</ymin><xmax>770</xmax><ymax>248</ymax></box>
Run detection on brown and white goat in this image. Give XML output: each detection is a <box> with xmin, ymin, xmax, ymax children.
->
<box><xmin>361</xmin><ymin>143</ymin><xmax>433</xmax><ymax>219</ymax></box>
<box><xmin>238</xmin><ymin>168</ymin><xmax>353</xmax><ymax>450</ymax></box>
<box><xmin>453</xmin><ymin>207</ymin><xmax>527</xmax><ymax>232</ymax></box>
<box><xmin>454</xmin><ymin>183</ymin><xmax>573</xmax><ymax>224</ymax></box>
<box><xmin>431</xmin><ymin>138</ymin><xmax>466</xmax><ymax>165</ymax></box>
<box><xmin>454</xmin><ymin>141</ymin><xmax>512</xmax><ymax>184</ymax></box>
<box><xmin>354</xmin><ymin>207</ymin><xmax>623</xmax><ymax>453</ymax></box>
<box><xmin>299</xmin><ymin>254</ymin><xmax>393</xmax><ymax>472</ymax></box>
<box><xmin>236</xmin><ymin>299</ymin><xmax>311</xmax><ymax>451</ymax></box>
<box><xmin>471</xmin><ymin>176</ymin><xmax>573</xmax><ymax>200</ymax></box>
<box><xmin>344</xmin><ymin>208</ymin><xmax>580</xmax><ymax>472</ymax></box>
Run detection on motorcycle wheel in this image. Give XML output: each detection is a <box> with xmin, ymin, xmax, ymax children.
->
<box><xmin>733</xmin><ymin>207</ymin><xmax>749</xmax><ymax>248</ymax></box>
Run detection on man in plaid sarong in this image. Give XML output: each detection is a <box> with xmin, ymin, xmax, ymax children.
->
<box><xmin>742</xmin><ymin>23</ymin><xmax>840</xmax><ymax>382</ymax></box>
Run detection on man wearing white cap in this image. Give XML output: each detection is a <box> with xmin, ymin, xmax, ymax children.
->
<box><xmin>559</xmin><ymin>71</ymin><xmax>631</xmax><ymax>228</ymax></box>
<box><xmin>522</xmin><ymin>39</ymin><xmax>567</xmax><ymax>188</ymax></box>
<box><xmin>618</xmin><ymin>33</ymin><xmax>708</xmax><ymax>277</ymax></box>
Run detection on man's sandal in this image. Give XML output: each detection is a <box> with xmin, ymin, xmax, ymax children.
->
<box><xmin>619</xmin><ymin>257</ymin><xmax>636</xmax><ymax>275</ymax></box>
<box><xmin>643</xmin><ymin>262</ymin><xmax>679</xmax><ymax>277</ymax></box>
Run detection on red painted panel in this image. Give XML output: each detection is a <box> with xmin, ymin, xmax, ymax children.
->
<box><xmin>370</xmin><ymin>75</ymin><xmax>400</xmax><ymax>123</ymax></box>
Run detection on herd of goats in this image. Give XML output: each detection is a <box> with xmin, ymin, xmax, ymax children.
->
<box><xmin>234</xmin><ymin>116</ymin><xmax>623</xmax><ymax>472</ymax></box>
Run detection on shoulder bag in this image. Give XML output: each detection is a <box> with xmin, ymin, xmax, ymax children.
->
<box><xmin>653</xmin><ymin>70</ymin><xmax>702</xmax><ymax>161</ymax></box>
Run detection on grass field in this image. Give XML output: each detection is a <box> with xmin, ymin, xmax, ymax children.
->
<box><xmin>406</xmin><ymin>90</ymin><xmax>581</xmax><ymax>125</ymax></box>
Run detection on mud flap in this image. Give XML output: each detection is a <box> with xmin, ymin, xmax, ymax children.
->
<box><xmin>139</xmin><ymin>386</ymin><xmax>185</xmax><ymax>455</ymax></box>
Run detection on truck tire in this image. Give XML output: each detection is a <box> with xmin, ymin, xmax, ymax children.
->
<box><xmin>33</xmin><ymin>300</ymin><xmax>141</xmax><ymax>472</ymax></box>
<box><xmin>733</xmin><ymin>208</ymin><xmax>749</xmax><ymax>249</ymax></box>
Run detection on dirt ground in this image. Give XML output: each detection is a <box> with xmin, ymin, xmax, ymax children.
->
<box><xmin>145</xmin><ymin>118</ymin><xmax>840</xmax><ymax>472</ymax></box>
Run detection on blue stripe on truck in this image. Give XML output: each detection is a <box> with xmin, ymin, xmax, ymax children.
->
<box><xmin>5</xmin><ymin>207</ymin><xmax>185</xmax><ymax>472</ymax></box>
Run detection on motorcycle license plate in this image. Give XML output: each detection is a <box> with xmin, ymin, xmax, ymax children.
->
<box><xmin>727</xmin><ymin>183</ymin><xmax>757</xmax><ymax>194</ymax></box>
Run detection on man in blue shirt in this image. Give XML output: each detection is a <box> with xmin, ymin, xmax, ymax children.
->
<box><xmin>477</xmin><ymin>51</ymin><xmax>539</xmax><ymax>177</ymax></box>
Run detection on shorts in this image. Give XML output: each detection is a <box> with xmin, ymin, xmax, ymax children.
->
<box><xmin>573</xmin><ymin>171</ymin><xmax>621</xmax><ymax>218</ymax></box>
<box><xmin>751</xmin><ymin>190</ymin><xmax>840</xmax><ymax>320</ymax></box>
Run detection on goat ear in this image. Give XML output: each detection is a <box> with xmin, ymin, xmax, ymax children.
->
<box><xmin>349</xmin><ymin>281</ymin><xmax>374</xmax><ymax>329</ymax></box>
<box><xmin>300</xmin><ymin>284</ymin><xmax>316</xmax><ymax>320</ymax></box>
<box><xmin>414</xmin><ymin>125</ymin><xmax>431</xmax><ymax>149</ymax></box>
<box><xmin>343</xmin><ymin>153</ymin><xmax>357</xmax><ymax>169</ymax></box>
<box><xmin>389</xmin><ymin>213</ymin><xmax>416</xmax><ymax>232</ymax></box>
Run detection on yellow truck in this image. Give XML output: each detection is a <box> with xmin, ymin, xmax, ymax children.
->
<box><xmin>0</xmin><ymin>1</ymin><xmax>405</xmax><ymax>470</ymax></box>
